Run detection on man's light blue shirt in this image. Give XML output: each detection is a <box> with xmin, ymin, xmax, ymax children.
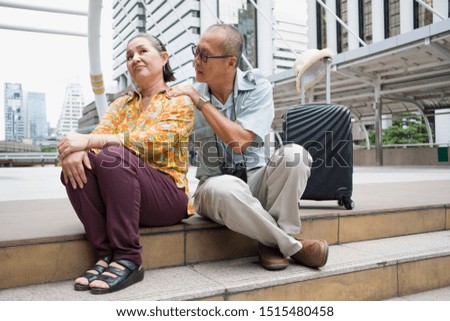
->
<box><xmin>191</xmin><ymin>68</ymin><xmax>275</xmax><ymax>179</ymax></box>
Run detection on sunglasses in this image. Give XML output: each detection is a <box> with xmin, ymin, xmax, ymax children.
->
<box><xmin>191</xmin><ymin>45</ymin><xmax>234</xmax><ymax>63</ymax></box>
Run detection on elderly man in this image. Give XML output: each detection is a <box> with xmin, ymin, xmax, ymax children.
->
<box><xmin>168</xmin><ymin>24</ymin><xmax>328</xmax><ymax>270</ymax></box>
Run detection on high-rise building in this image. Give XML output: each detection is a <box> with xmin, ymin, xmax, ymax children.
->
<box><xmin>26</xmin><ymin>92</ymin><xmax>48</xmax><ymax>143</ymax></box>
<box><xmin>3</xmin><ymin>83</ymin><xmax>25</xmax><ymax>142</ymax></box>
<box><xmin>111</xmin><ymin>0</ymin><xmax>309</xmax><ymax>92</ymax></box>
<box><xmin>110</xmin><ymin>0</ymin><xmax>449</xmax><ymax>150</ymax></box>
<box><xmin>273</xmin><ymin>12</ymin><xmax>308</xmax><ymax>73</ymax></box>
<box><xmin>112</xmin><ymin>0</ymin><xmax>199</xmax><ymax>91</ymax></box>
<box><xmin>217</xmin><ymin>0</ymin><xmax>258</xmax><ymax>71</ymax></box>
<box><xmin>56</xmin><ymin>80</ymin><xmax>85</xmax><ymax>139</ymax></box>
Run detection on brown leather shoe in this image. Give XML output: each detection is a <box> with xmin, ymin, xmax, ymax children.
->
<box><xmin>258</xmin><ymin>243</ymin><xmax>289</xmax><ymax>270</ymax></box>
<box><xmin>291</xmin><ymin>239</ymin><xmax>329</xmax><ymax>268</ymax></box>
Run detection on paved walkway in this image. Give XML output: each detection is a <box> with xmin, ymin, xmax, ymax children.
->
<box><xmin>1</xmin><ymin>165</ymin><xmax>450</xmax><ymax>202</ymax></box>
<box><xmin>1</xmin><ymin>165</ymin><xmax>450</xmax><ymax>244</ymax></box>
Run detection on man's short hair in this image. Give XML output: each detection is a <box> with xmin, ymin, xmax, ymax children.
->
<box><xmin>206</xmin><ymin>24</ymin><xmax>243</xmax><ymax>68</ymax></box>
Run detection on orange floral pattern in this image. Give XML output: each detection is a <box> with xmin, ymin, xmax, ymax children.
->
<box><xmin>92</xmin><ymin>89</ymin><xmax>195</xmax><ymax>215</ymax></box>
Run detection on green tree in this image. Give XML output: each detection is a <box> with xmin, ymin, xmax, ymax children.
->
<box><xmin>359</xmin><ymin>113</ymin><xmax>430</xmax><ymax>147</ymax></box>
<box><xmin>41</xmin><ymin>146</ymin><xmax>57</xmax><ymax>152</ymax></box>
<box><xmin>383</xmin><ymin>113</ymin><xmax>429</xmax><ymax>145</ymax></box>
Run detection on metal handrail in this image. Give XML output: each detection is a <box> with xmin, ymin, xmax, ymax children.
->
<box><xmin>0</xmin><ymin>152</ymin><xmax>58</xmax><ymax>159</ymax></box>
<box><xmin>354</xmin><ymin>143</ymin><xmax>450</xmax><ymax>150</ymax></box>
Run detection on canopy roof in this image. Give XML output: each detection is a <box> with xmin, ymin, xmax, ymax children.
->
<box><xmin>270</xmin><ymin>19</ymin><xmax>450</xmax><ymax>132</ymax></box>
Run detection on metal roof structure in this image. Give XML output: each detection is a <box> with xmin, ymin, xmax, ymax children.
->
<box><xmin>269</xmin><ymin>18</ymin><xmax>450</xmax><ymax>135</ymax></box>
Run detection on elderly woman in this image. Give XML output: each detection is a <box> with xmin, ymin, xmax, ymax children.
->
<box><xmin>58</xmin><ymin>34</ymin><xmax>194</xmax><ymax>294</ymax></box>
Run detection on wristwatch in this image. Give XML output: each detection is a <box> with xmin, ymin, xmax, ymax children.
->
<box><xmin>196</xmin><ymin>95</ymin><xmax>210</xmax><ymax>111</ymax></box>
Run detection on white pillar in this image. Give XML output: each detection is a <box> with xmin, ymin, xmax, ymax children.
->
<box><xmin>347</xmin><ymin>0</ymin><xmax>359</xmax><ymax>49</ymax></box>
<box><xmin>434</xmin><ymin>0</ymin><xmax>449</xmax><ymax>22</ymax></box>
<box><xmin>436</xmin><ymin>109</ymin><xmax>450</xmax><ymax>144</ymax></box>
<box><xmin>372</xmin><ymin>0</ymin><xmax>384</xmax><ymax>42</ymax></box>
<box><xmin>400</xmin><ymin>0</ymin><xmax>414</xmax><ymax>34</ymax></box>
<box><xmin>256</xmin><ymin>0</ymin><xmax>274</xmax><ymax>76</ymax></box>
<box><xmin>88</xmin><ymin>0</ymin><xmax>108</xmax><ymax>119</ymax></box>
<box><xmin>307</xmin><ymin>0</ymin><xmax>317</xmax><ymax>49</ymax></box>
<box><xmin>325</xmin><ymin>0</ymin><xmax>337</xmax><ymax>52</ymax></box>
<box><xmin>200</xmin><ymin>0</ymin><xmax>218</xmax><ymax>33</ymax></box>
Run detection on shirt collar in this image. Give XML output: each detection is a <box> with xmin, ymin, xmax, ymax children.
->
<box><xmin>196</xmin><ymin>68</ymin><xmax>258</xmax><ymax>99</ymax></box>
<box><xmin>126</xmin><ymin>88</ymin><xmax>168</xmax><ymax>103</ymax></box>
<box><xmin>234</xmin><ymin>68</ymin><xmax>258</xmax><ymax>92</ymax></box>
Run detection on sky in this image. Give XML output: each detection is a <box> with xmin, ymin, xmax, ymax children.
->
<box><xmin>0</xmin><ymin>0</ymin><xmax>306</xmax><ymax>139</ymax></box>
<box><xmin>0</xmin><ymin>0</ymin><xmax>113</xmax><ymax>138</ymax></box>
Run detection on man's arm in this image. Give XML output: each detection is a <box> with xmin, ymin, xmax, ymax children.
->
<box><xmin>199</xmin><ymin>100</ymin><xmax>256</xmax><ymax>153</ymax></box>
<box><xmin>167</xmin><ymin>86</ymin><xmax>255</xmax><ymax>154</ymax></box>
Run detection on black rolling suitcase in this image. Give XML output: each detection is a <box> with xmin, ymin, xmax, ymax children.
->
<box><xmin>283</xmin><ymin>103</ymin><xmax>355</xmax><ymax>209</ymax></box>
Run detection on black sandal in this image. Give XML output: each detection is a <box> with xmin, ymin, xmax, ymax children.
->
<box><xmin>90</xmin><ymin>259</ymin><xmax>144</xmax><ymax>295</ymax></box>
<box><xmin>74</xmin><ymin>256</ymin><xmax>112</xmax><ymax>291</ymax></box>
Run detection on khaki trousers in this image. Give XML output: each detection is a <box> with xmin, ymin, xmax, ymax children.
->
<box><xmin>194</xmin><ymin>144</ymin><xmax>312</xmax><ymax>257</ymax></box>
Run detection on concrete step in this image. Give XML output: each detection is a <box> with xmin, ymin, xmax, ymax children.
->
<box><xmin>386</xmin><ymin>285</ymin><xmax>450</xmax><ymax>301</ymax></box>
<box><xmin>1</xmin><ymin>198</ymin><xmax>448</xmax><ymax>290</ymax></box>
<box><xmin>1</xmin><ymin>230</ymin><xmax>449</xmax><ymax>301</ymax></box>
<box><xmin>1</xmin><ymin>173</ymin><xmax>449</xmax><ymax>290</ymax></box>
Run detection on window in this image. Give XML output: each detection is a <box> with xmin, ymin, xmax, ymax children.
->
<box><xmin>218</xmin><ymin>0</ymin><xmax>257</xmax><ymax>70</ymax></box>
<box><xmin>336</xmin><ymin>0</ymin><xmax>349</xmax><ymax>53</ymax></box>
<box><xmin>316</xmin><ymin>2</ymin><xmax>327</xmax><ymax>49</ymax></box>
<box><xmin>359</xmin><ymin>0</ymin><xmax>372</xmax><ymax>45</ymax></box>
<box><xmin>384</xmin><ymin>0</ymin><xmax>400</xmax><ymax>38</ymax></box>
<box><xmin>414</xmin><ymin>0</ymin><xmax>433</xmax><ymax>29</ymax></box>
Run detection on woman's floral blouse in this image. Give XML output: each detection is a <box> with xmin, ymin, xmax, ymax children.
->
<box><xmin>92</xmin><ymin>89</ymin><xmax>195</xmax><ymax>215</ymax></box>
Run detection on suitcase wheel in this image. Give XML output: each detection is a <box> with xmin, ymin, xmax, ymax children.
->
<box><xmin>338</xmin><ymin>197</ymin><xmax>354</xmax><ymax>210</ymax></box>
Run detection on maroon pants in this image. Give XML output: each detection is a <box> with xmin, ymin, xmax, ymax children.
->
<box><xmin>62</xmin><ymin>145</ymin><xmax>188</xmax><ymax>266</ymax></box>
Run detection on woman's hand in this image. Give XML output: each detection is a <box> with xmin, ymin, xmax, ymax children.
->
<box><xmin>60</xmin><ymin>150</ymin><xmax>92</xmax><ymax>190</ymax></box>
<box><xmin>58</xmin><ymin>134</ymin><xmax>91</xmax><ymax>161</ymax></box>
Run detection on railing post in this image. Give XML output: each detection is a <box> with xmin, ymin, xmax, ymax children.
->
<box><xmin>374</xmin><ymin>79</ymin><xmax>383</xmax><ymax>166</ymax></box>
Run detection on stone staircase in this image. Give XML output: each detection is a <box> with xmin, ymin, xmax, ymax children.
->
<box><xmin>0</xmin><ymin>177</ymin><xmax>449</xmax><ymax>300</ymax></box>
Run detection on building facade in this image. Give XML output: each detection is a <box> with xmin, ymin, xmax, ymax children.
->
<box><xmin>111</xmin><ymin>0</ymin><xmax>308</xmax><ymax>92</ymax></box>
<box><xmin>273</xmin><ymin>12</ymin><xmax>308</xmax><ymax>73</ymax></box>
<box><xmin>109</xmin><ymin>0</ymin><xmax>449</xmax><ymax>151</ymax></box>
<box><xmin>56</xmin><ymin>80</ymin><xmax>85</xmax><ymax>139</ymax></box>
<box><xmin>309</xmin><ymin>0</ymin><xmax>446</xmax><ymax>51</ymax></box>
<box><xmin>78</xmin><ymin>93</ymin><xmax>116</xmax><ymax>134</ymax></box>
<box><xmin>3</xmin><ymin>83</ymin><xmax>25</xmax><ymax>142</ymax></box>
<box><xmin>26</xmin><ymin>92</ymin><xmax>48</xmax><ymax>144</ymax></box>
